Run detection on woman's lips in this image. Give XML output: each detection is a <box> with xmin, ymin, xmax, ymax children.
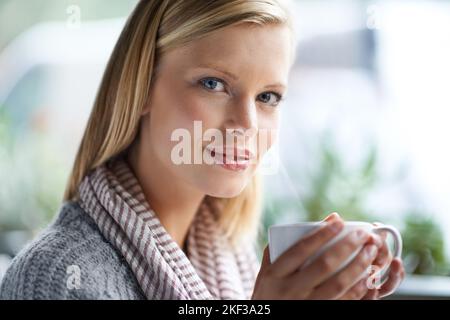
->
<box><xmin>206</xmin><ymin>146</ymin><xmax>254</xmax><ymax>171</ymax></box>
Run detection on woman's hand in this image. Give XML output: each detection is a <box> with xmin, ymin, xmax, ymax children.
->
<box><xmin>327</xmin><ymin>220</ymin><xmax>405</xmax><ymax>300</ymax></box>
<box><xmin>252</xmin><ymin>213</ymin><xmax>399</xmax><ymax>300</ymax></box>
<box><xmin>357</xmin><ymin>224</ymin><xmax>405</xmax><ymax>300</ymax></box>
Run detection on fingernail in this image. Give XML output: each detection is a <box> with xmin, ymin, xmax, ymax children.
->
<box><xmin>329</xmin><ymin>220</ymin><xmax>343</xmax><ymax>233</ymax></box>
<box><xmin>372</xmin><ymin>234</ymin><xmax>383</xmax><ymax>248</ymax></box>
<box><xmin>366</xmin><ymin>245</ymin><xmax>378</xmax><ymax>258</ymax></box>
<box><xmin>331</xmin><ymin>212</ymin><xmax>341</xmax><ymax>218</ymax></box>
<box><xmin>325</xmin><ymin>212</ymin><xmax>340</xmax><ymax>221</ymax></box>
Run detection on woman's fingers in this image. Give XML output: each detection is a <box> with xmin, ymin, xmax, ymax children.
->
<box><xmin>371</xmin><ymin>222</ymin><xmax>404</xmax><ymax>298</ymax></box>
<box><xmin>378</xmin><ymin>258</ymin><xmax>405</xmax><ymax>298</ymax></box>
<box><xmin>366</xmin><ymin>233</ymin><xmax>384</xmax><ymax>250</ymax></box>
<box><xmin>295</xmin><ymin>229</ymin><xmax>372</xmax><ymax>291</ymax></box>
<box><xmin>372</xmin><ymin>223</ymin><xmax>390</xmax><ymax>267</ymax></box>
<box><xmin>373</xmin><ymin>239</ymin><xmax>391</xmax><ymax>268</ymax></box>
<box><xmin>324</xmin><ymin>212</ymin><xmax>341</xmax><ymax>222</ymax></box>
<box><xmin>269</xmin><ymin>218</ymin><xmax>345</xmax><ymax>277</ymax></box>
<box><xmin>362</xmin><ymin>289</ymin><xmax>379</xmax><ymax>300</ymax></box>
<box><xmin>309</xmin><ymin>243</ymin><xmax>378</xmax><ymax>299</ymax></box>
<box><xmin>251</xmin><ymin>246</ymin><xmax>271</xmax><ymax>299</ymax></box>
<box><xmin>258</xmin><ymin>246</ymin><xmax>271</xmax><ymax>273</ymax></box>
<box><xmin>337</xmin><ymin>277</ymin><xmax>370</xmax><ymax>300</ymax></box>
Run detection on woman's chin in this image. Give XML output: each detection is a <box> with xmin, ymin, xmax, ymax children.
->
<box><xmin>181</xmin><ymin>162</ymin><xmax>256</xmax><ymax>198</ymax></box>
<box><xmin>201</xmin><ymin>164</ymin><xmax>256</xmax><ymax>198</ymax></box>
<box><xmin>202</xmin><ymin>178</ymin><xmax>249</xmax><ymax>198</ymax></box>
<box><xmin>206</xmin><ymin>188</ymin><xmax>245</xmax><ymax>198</ymax></box>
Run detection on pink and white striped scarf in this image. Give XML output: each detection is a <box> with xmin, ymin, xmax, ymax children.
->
<box><xmin>77</xmin><ymin>157</ymin><xmax>260</xmax><ymax>300</ymax></box>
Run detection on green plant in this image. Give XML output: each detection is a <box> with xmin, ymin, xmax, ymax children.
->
<box><xmin>259</xmin><ymin>132</ymin><xmax>450</xmax><ymax>276</ymax></box>
<box><xmin>301</xmin><ymin>133</ymin><xmax>379</xmax><ymax>223</ymax></box>
<box><xmin>402</xmin><ymin>212</ymin><xmax>450</xmax><ymax>276</ymax></box>
<box><xmin>259</xmin><ymin>133</ymin><xmax>378</xmax><ymax>241</ymax></box>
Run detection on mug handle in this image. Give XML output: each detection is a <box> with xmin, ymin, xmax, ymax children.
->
<box><xmin>372</xmin><ymin>225</ymin><xmax>403</xmax><ymax>285</ymax></box>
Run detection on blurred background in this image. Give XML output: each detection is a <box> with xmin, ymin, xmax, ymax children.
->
<box><xmin>1</xmin><ymin>0</ymin><xmax>450</xmax><ymax>299</ymax></box>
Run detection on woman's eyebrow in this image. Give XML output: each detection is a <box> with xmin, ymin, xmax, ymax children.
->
<box><xmin>263</xmin><ymin>82</ymin><xmax>287</xmax><ymax>90</ymax></box>
<box><xmin>194</xmin><ymin>63</ymin><xmax>239</xmax><ymax>80</ymax></box>
<box><xmin>193</xmin><ymin>63</ymin><xmax>287</xmax><ymax>90</ymax></box>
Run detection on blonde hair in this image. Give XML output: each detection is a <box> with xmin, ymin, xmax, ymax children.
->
<box><xmin>64</xmin><ymin>0</ymin><xmax>293</xmax><ymax>245</ymax></box>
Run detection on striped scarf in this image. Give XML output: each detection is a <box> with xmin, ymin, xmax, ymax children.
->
<box><xmin>77</xmin><ymin>157</ymin><xmax>260</xmax><ymax>299</ymax></box>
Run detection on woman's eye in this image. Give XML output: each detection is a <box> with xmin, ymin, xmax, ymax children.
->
<box><xmin>258</xmin><ymin>92</ymin><xmax>283</xmax><ymax>107</ymax></box>
<box><xmin>199</xmin><ymin>77</ymin><xmax>226</xmax><ymax>92</ymax></box>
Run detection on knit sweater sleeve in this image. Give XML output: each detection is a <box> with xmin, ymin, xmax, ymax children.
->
<box><xmin>0</xmin><ymin>202</ymin><xmax>146</xmax><ymax>300</ymax></box>
<box><xmin>0</xmin><ymin>231</ymin><xmax>97</xmax><ymax>299</ymax></box>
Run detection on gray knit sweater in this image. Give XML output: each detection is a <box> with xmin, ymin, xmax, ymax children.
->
<box><xmin>0</xmin><ymin>201</ymin><xmax>146</xmax><ymax>299</ymax></box>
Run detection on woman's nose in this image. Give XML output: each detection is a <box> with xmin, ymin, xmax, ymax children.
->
<box><xmin>225</xmin><ymin>97</ymin><xmax>258</xmax><ymax>133</ymax></box>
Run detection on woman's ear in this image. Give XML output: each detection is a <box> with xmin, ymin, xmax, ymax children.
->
<box><xmin>141</xmin><ymin>98</ymin><xmax>152</xmax><ymax>116</ymax></box>
<box><xmin>141</xmin><ymin>77</ymin><xmax>157</xmax><ymax>116</ymax></box>
<box><xmin>141</xmin><ymin>106</ymin><xmax>151</xmax><ymax>116</ymax></box>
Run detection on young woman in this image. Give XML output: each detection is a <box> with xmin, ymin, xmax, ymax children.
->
<box><xmin>1</xmin><ymin>0</ymin><xmax>404</xmax><ymax>300</ymax></box>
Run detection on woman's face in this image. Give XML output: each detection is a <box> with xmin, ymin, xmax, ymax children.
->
<box><xmin>141</xmin><ymin>23</ymin><xmax>293</xmax><ymax>198</ymax></box>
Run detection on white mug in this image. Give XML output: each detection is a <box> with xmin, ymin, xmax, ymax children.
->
<box><xmin>269</xmin><ymin>221</ymin><xmax>402</xmax><ymax>283</ymax></box>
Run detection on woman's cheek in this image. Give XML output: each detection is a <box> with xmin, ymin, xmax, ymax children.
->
<box><xmin>256</xmin><ymin>113</ymin><xmax>279</xmax><ymax>159</ymax></box>
<box><xmin>157</xmin><ymin>97</ymin><xmax>224</xmax><ymax>161</ymax></box>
